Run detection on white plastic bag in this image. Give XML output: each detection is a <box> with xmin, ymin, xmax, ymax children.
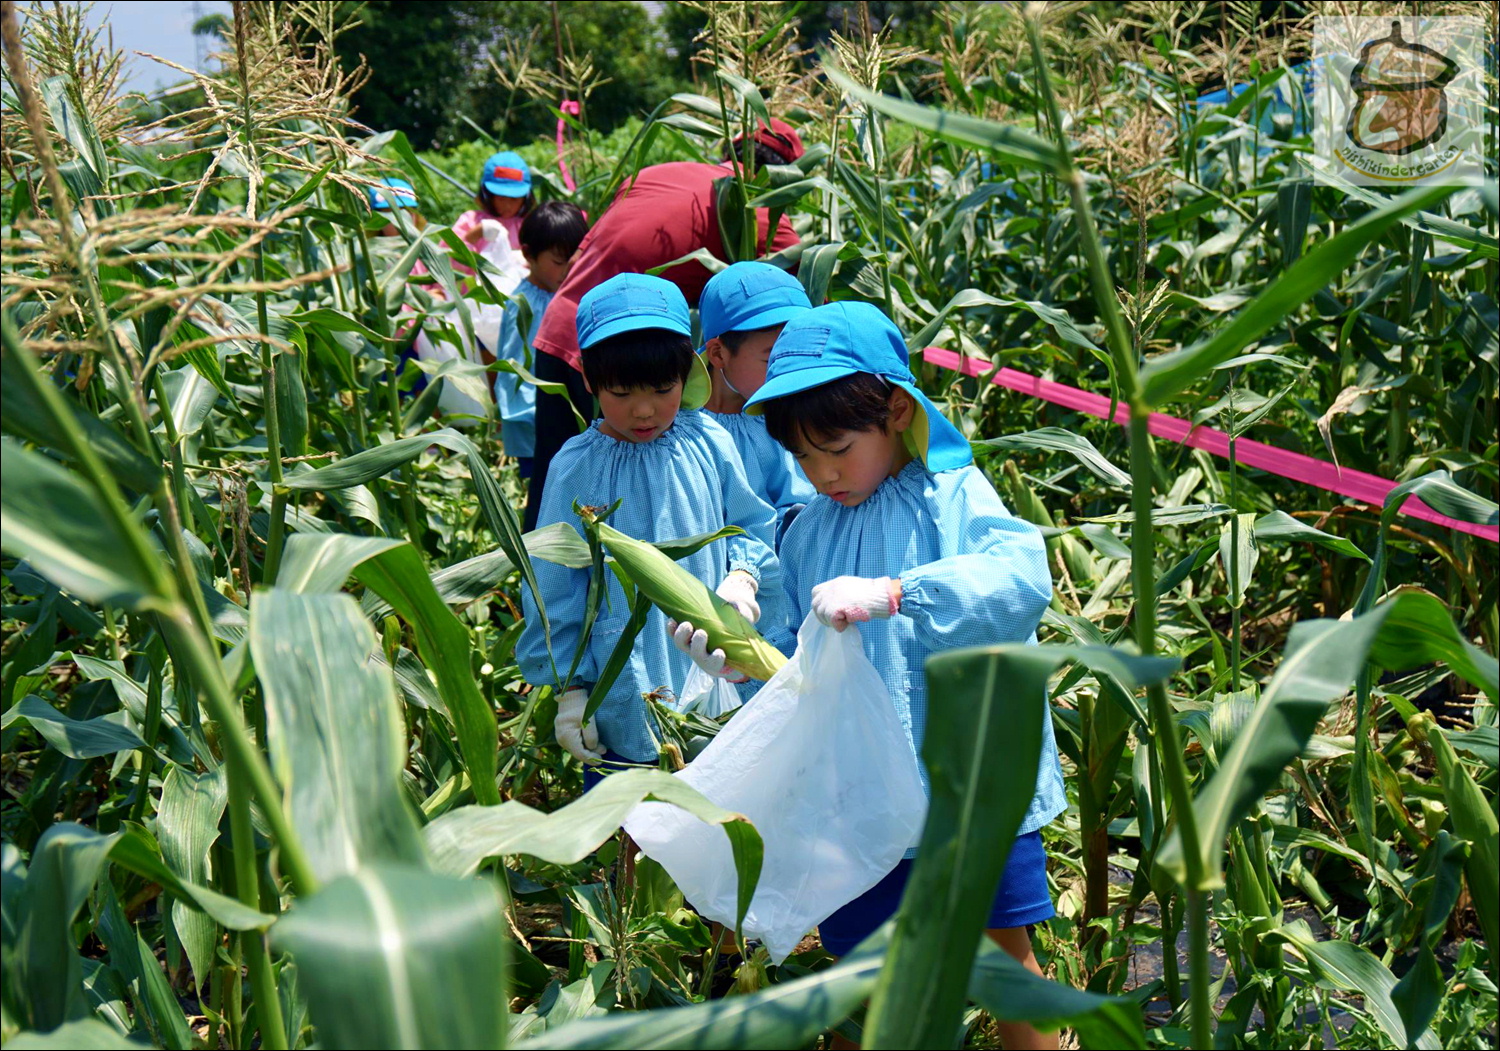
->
<box><xmin>625</xmin><ymin>615</ymin><xmax>926</xmax><ymax>962</ymax></box>
<box><xmin>677</xmin><ymin>664</ymin><xmax>743</xmax><ymax>718</ymax></box>
<box><xmin>412</xmin><ymin>322</ymin><xmax>492</xmax><ymax>425</ymax></box>
<box><xmin>472</xmin><ymin>219</ymin><xmax>529</xmax><ymax>297</ymax></box>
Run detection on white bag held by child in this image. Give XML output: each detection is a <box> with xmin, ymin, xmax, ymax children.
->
<box><xmin>625</xmin><ymin>615</ymin><xmax>926</xmax><ymax>962</ymax></box>
<box><xmin>677</xmin><ymin>663</ymin><xmax>743</xmax><ymax>718</ymax></box>
<box><xmin>472</xmin><ymin>218</ymin><xmax>529</xmax><ymax>297</ymax></box>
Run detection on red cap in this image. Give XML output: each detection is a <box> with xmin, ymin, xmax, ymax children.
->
<box><xmin>736</xmin><ymin>117</ymin><xmax>804</xmax><ymax>163</ymax></box>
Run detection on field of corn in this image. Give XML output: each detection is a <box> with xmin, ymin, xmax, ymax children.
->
<box><xmin>2</xmin><ymin>1</ymin><xmax>1498</xmax><ymax>1048</ymax></box>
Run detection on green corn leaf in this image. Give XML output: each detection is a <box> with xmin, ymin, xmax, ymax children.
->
<box><xmin>1</xmin><ymin>1018</ymin><xmax>147</xmax><ymax>1049</ymax></box>
<box><xmin>0</xmin><ymin>440</ymin><xmax>165</xmax><ymax>613</ymax></box>
<box><xmin>426</xmin><ymin>768</ymin><xmax>763</xmax><ymax>933</ymax></box>
<box><xmin>1312</xmin><ymin>169</ymin><xmax>1499</xmax><ymax>259</ymax></box>
<box><xmin>272</xmin><ymin>864</ymin><xmax>508</xmax><ymax>1051</ymax></box>
<box><xmin>1408</xmin><ymin>713</ymin><xmax>1499</xmax><ymax>985</ymax></box>
<box><xmin>967</xmin><ymin>941</ymin><xmax>1146</xmax><ymax>1049</ymax></box>
<box><xmin>282</xmin><ymin>428</ymin><xmax>546</xmax><ymax>672</ymax></box>
<box><xmin>156</xmin><ymin>766</ymin><xmax>227</xmax><ymax>992</ymax></box>
<box><xmin>1219</xmin><ymin>513</ymin><xmax>1258</xmax><ymax>609</ymax></box>
<box><xmin>93</xmin><ymin>881</ymin><xmax>194</xmax><ymax>1050</ymax></box>
<box><xmin>4</xmin><ymin>823</ymin><xmax>119</xmax><ymax>1031</ymax></box>
<box><xmin>520</xmin><ymin>933</ymin><xmax>888</xmax><ymax>1049</ymax></box>
<box><xmin>908</xmin><ymin>287</ymin><xmax>1107</xmax><ymax>357</ymax></box>
<box><xmin>0</xmin><ymin>695</ymin><xmax>144</xmax><ymax>759</ymax></box>
<box><xmin>0</xmin><ymin>334</ymin><xmax>161</xmax><ymax>493</ymax></box>
<box><xmin>823</xmin><ymin>65</ymin><xmax>1064</xmax><ymax>173</ymax></box>
<box><xmin>866</xmin><ymin>643</ymin><xmax>1173</xmax><ymax>1047</ymax></box>
<box><xmin>277</xmin><ymin>533</ymin><xmax>502</xmax><ymax>806</ymax></box>
<box><xmin>584</xmin><ymin>590</ymin><xmax>653</xmax><ymax>723</ymax></box>
<box><xmin>716</xmin><ymin>69</ymin><xmax>772</xmax><ymax>126</ymax></box>
<box><xmin>39</xmin><ymin>75</ymin><xmax>109</xmax><ymax>183</ymax></box>
<box><xmin>1139</xmin><ymin>183</ymin><xmax>1457</xmax><ymax>406</ymax></box>
<box><xmin>1272</xmin><ymin>920</ymin><xmax>1438</xmax><ymax>1050</ymax></box>
<box><xmin>1252</xmin><ymin>510</ymin><xmax>1369</xmax><ymax>561</ymax></box>
<box><xmin>251</xmin><ymin>589</ymin><xmax>426</xmax><ymax>881</ymax></box>
<box><xmin>974</xmin><ymin>428</ymin><xmax>1132</xmax><ymax>489</ymax></box>
<box><xmin>1160</xmin><ymin>592</ymin><xmax>1497</xmax><ymax>889</ymax></box>
<box><xmin>156</xmin><ymin>364</ymin><xmax>220</xmax><ymax>439</ymax></box>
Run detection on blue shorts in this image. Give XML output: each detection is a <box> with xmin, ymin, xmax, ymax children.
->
<box><xmin>516</xmin><ymin>456</ymin><xmax>533</xmax><ymax>479</ymax></box>
<box><xmin>817</xmin><ymin>830</ymin><xmax>1054</xmax><ymax>957</ymax></box>
<box><xmin>582</xmin><ymin>749</ymin><xmax>646</xmax><ymax>792</ymax></box>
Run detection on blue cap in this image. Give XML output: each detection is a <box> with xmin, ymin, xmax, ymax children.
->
<box><xmin>576</xmin><ymin>274</ymin><xmax>709</xmax><ymax>409</ymax></box>
<box><xmin>369</xmin><ymin>177</ymin><xmax>418</xmax><ymax>211</ymax></box>
<box><xmin>576</xmin><ymin>273</ymin><xmax>692</xmax><ymax>348</ymax></box>
<box><xmin>699</xmin><ymin>262</ymin><xmax>811</xmax><ymax>351</ymax></box>
<box><xmin>481</xmin><ymin>151</ymin><xmax>532</xmax><ymax>198</ymax></box>
<box><xmin>743</xmin><ymin>302</ymin><xmax>973</xmax><ymax>471</ymax></box>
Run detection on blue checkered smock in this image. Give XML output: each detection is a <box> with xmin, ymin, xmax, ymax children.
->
<box><xmin>517</xmin><ymin>410</ymin><xmax>783</xmax><ymax>762</ymax></box>
<box><xmin>769</xmin><ymin>460</ymin><xmax>1068</xmax><ymax>848</ymax></box>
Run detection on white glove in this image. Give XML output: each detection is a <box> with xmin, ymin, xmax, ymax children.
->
<box><xmin>811</xmin><ymin>576</ymin><xmax>898</xmax><ymax>632</ymax></box>
<box><xmin>478</xmin><ymin>218</ymin><xmax>510</xmax><ymax>251</ymax></box>
<box><xmin>715</xmin><ymin>570</ymin><xmax>760</xmax><ymax>624</ymax></box>
<box><xmin>668</xmin><ymin>620</ymin><xmax>749</xmax><ymax>684</ymax></box>
<box><xmin>554</xmin><ymin>687</ymin><xmax>602</xmax><ymax>763</ymax></box>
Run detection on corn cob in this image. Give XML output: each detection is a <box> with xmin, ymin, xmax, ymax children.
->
<box><xmin>595</xmin><ymin>522</ymin><xmax>788</xmax><ymax>682</ymax></box>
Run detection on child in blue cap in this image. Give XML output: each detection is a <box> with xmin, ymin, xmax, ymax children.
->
<box><xmin>517</xmin><ymin>273</ymin><xmax>783</xmax><ymax>769</ymax></box>
<box><xmin>494</xmin><ymin>201</ymin><xmax>589</xmax><ymax>478</ymax></box>
<box><xmin>368</xmin><ymin>177</ymin><xmax>423</xmax><ymax>237</ymax></box>
<box><xmin>672</xmin><ymin>302</ymin><xmax>1065</xmax><ymax>1048</ymax></box>
<box><xmin>454</xmin><ymin>150</ymin><xmax>534</xmax><ymax>260</ymax></box>
<box><xmin>698</xmin><ymin>262</ymin><xmax>817</xmax><ymax>547</ymax></box>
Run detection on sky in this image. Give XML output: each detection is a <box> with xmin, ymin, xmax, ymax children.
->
<box><xmin>52</xmin><ymin>1</ymin><xmax>234</xmax><ymax>95</ymax></box>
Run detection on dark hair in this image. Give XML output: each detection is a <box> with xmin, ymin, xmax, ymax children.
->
<box><xmin>719</xmin><ymin>323</ymin><xmax>783</xmax><ymax>354</ymax></box>
<box><xmin>581</xmin><ymin>328</ymin><xmax>695</xmax><ymax>394</ymax></box>
<box><xmin>519</xmin><ymin>200</ymin><xmax>588</xmax><ymax>258</ymax></box>
<box><xmin>479</xmin><ymin>188</ymin><xmax>535</xmax><ymax>218</ymax></box>
<box><xmin>721</xmin><ymin>139</ymin><xmax>789</xmax><ymax>169</ymax></box>
<box><xmin>763</xmin><ymin>372</ymin><xmax>894</xmax><ymax>450</ymax></box>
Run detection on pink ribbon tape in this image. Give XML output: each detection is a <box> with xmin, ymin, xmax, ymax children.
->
<box><xmin>923</xmin><ymin>347</ymin><xmax>1497</xmax><ymax>544</ymax></box>
<box><xmin>556</xmin><ymin>100</ymin><xmax>580</xmax><ymax>194</ymax></box>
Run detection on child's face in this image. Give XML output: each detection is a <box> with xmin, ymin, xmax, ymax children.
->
<box><xmin>525</xmin><ymin>247</ymin><xmax>574</xmax><ymax>294</ymax></box>
<box><xmin>788</xmin><ymin>390</ymin><xmax>914</xmax><ymax>507</ymax></box>
<box><xmin>707</xmin><ymin>325</ymin><xmax>780</xmax><ymax>400</ymax></box>
<box><xmin>376</xmin><ymin>209</ymin><xmax>424</xmax><ymax>239</ymax></box>
<box><xmin>594</xmin><ymin>380</ymin><xmax>684</xmax><ymax>444</ymax></box>
<box><xmin>481</xmin><ymin>193</ymin><xmax>525</xmax><ymax>219</ymax></box>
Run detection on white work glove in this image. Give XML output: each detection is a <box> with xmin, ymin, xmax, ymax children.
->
<box><xmin>811</xmin><ymin>576</ymin><xmax>899</xmax><ymax>632</ymax></box>
<box><xmin>477</xmin><ymin>218</ymin><xmax>510</xmax><ymax>250</ymax></box>
<box><xmin>554</xmin><ymin>687</ymin><xmax>602</xmax><ymax>763</ymax></box>
<box><xmin>715</xmin><ymin>570</ymin><xmax>760</xmax><ymax>624</ymax></box>
<box><xmin>667</xmin><ymin>620</ymin><xmax>750</xmax><ymax>684</ymax></box>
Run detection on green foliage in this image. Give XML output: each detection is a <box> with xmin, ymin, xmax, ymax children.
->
<box><xmin>2</xmin><ymin>2</ymin><xmax>1497</xmax><ymax>1050</ymax></box>
<box><xmin>338</xmin><ymin>2</ymin><xmax>693</xmax><ymax>150</ymax></box>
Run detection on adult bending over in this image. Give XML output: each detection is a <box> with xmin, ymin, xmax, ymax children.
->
<box><xmin>523</xmin><ymin>120</ymin><xmax>805</xmax><ymax>529</ymax></box>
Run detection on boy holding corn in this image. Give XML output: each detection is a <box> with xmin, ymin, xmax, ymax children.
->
<box><xmin>517</xmin><ymin>273</ymin><xmax>783</xmax><ymax>768</ymax></box>
<box><xmin>671</xmin><ymin>301</ymin><xmax>1064</xmax><ymax>1050</ymax></box>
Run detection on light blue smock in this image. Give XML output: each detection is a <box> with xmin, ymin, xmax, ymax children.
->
<box><xmin>518</xmin><ymin>410</ymin><xmax>783</xmax><ymax>761</ymax></box>
<box><xmin>493</xmin><ymin>278</ymin><xmax>552</xmax><ymax>459</ymax></box>
<box><xmin>769</xmin><ymin>460</ymin><xmax>1067</xmax><ymax>848</ymax></box>
<box><xmin>706</xmin><ymin>410</ymin><xmax>817</xmax><ymax>548</ymax></box>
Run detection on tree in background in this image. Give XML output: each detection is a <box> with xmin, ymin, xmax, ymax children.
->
<box><xmin>332</xmin><ymin>0</ymin><xmax>480</xmax><ymax>147</ymax></box>
<box><xmin>335</xmin><ymin>1</ymin><xmax>691</xmax><ymax>149</ymax></box>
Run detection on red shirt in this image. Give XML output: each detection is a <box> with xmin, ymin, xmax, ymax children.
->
<box><xmin>533</xmin><ymin>162</ymin><xmax>801</xmax><ymax>371</ymax></box>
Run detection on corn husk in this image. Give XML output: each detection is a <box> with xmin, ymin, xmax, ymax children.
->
<box><xmin>595</xmin><ymin>522</ymin><xmax>788</xmax><ymax>682</ymax></box>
